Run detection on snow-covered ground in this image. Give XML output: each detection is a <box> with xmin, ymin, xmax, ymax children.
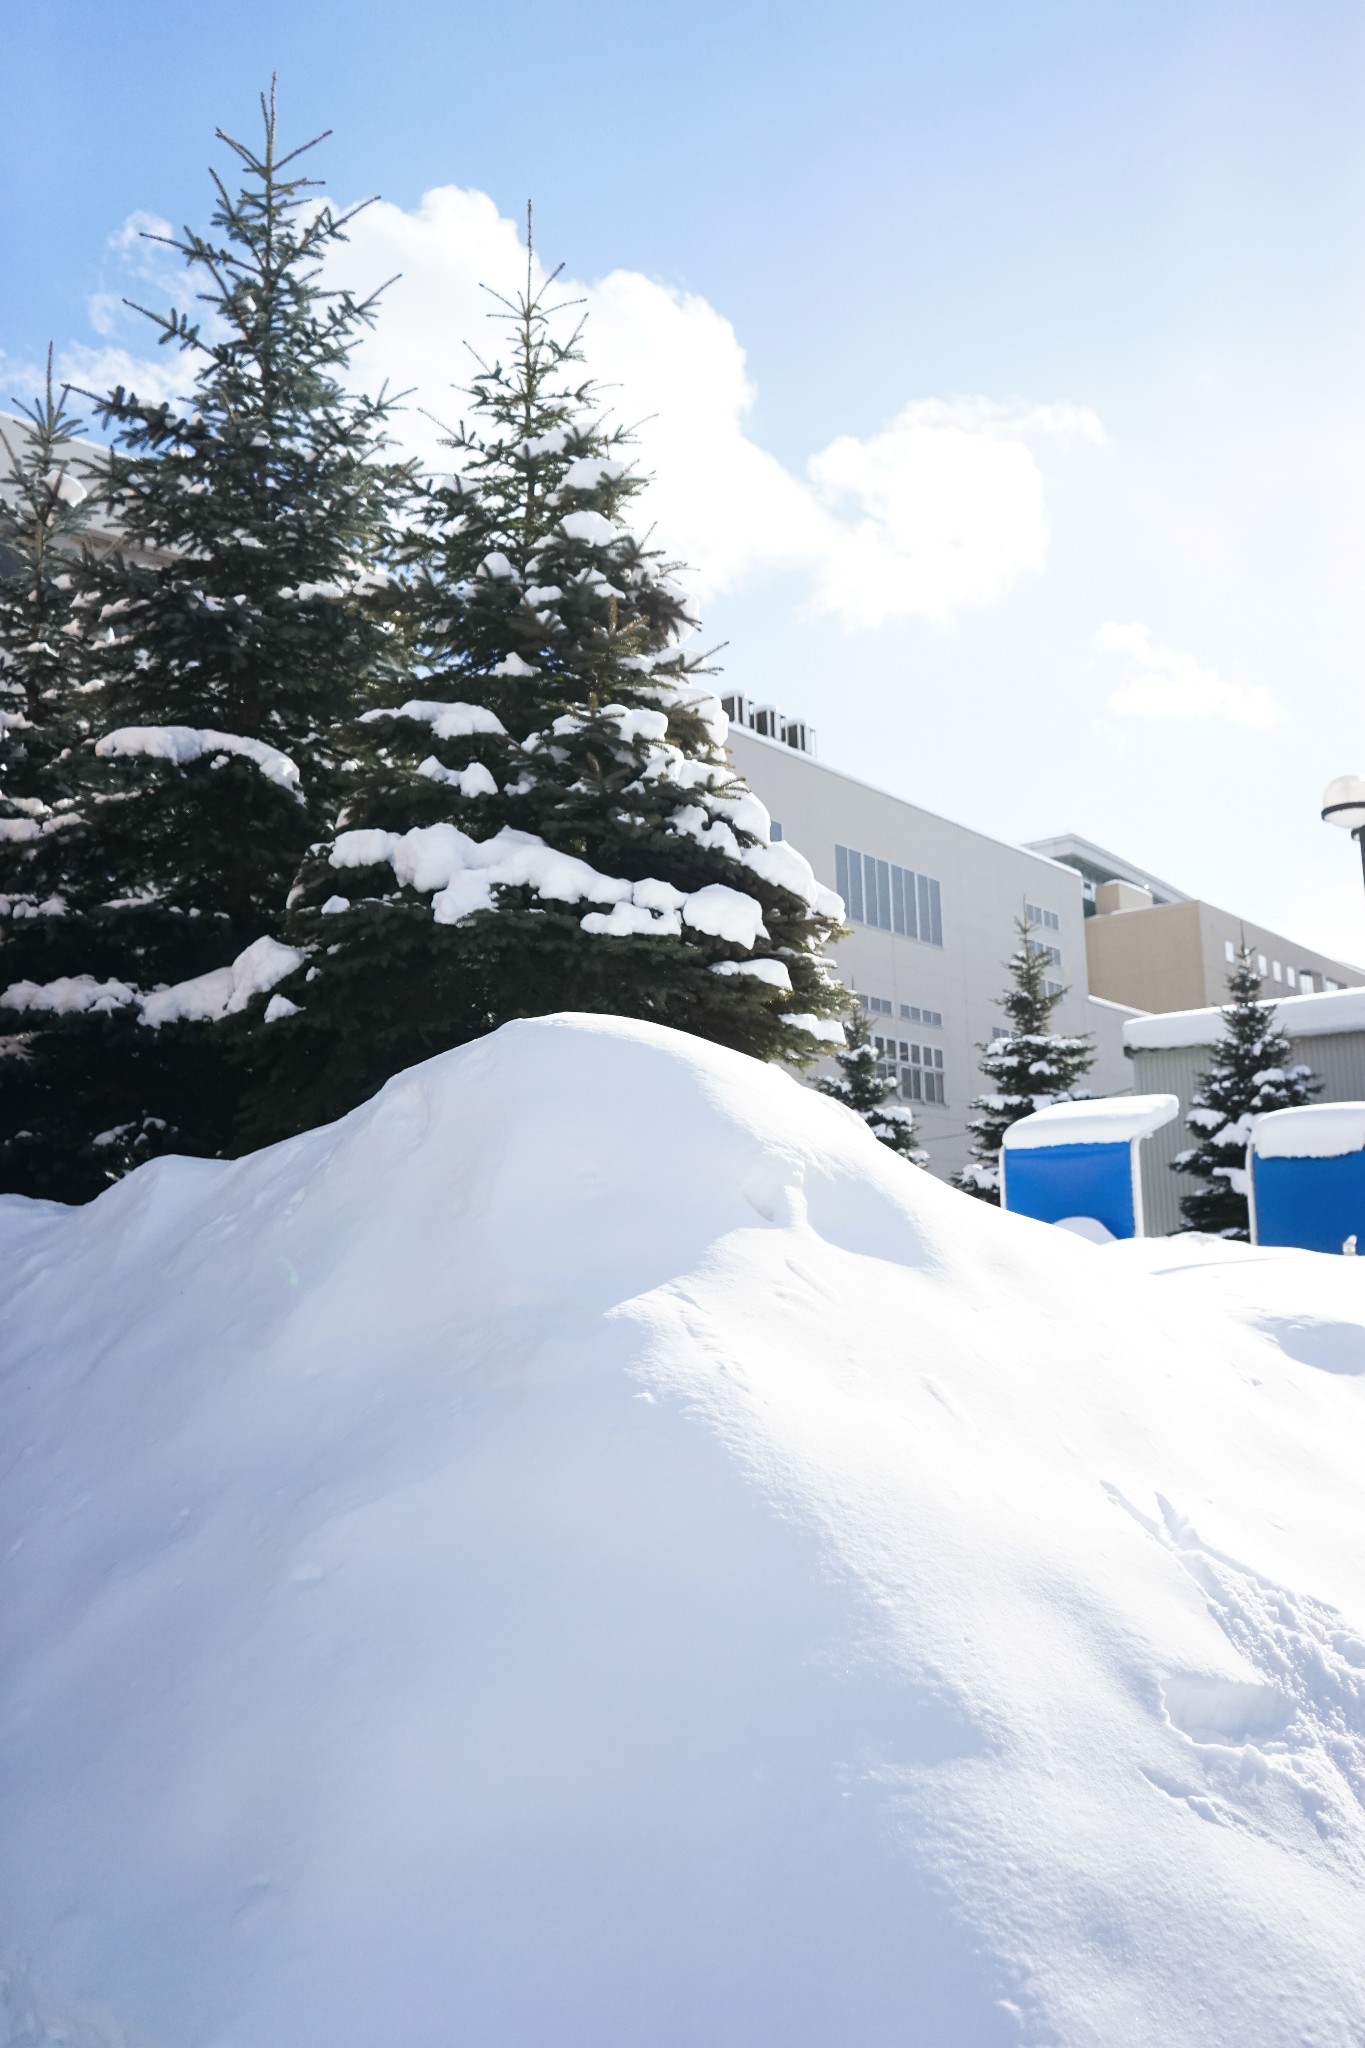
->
<box><xmin>2</xmin><ymin>1014</ymin><xmax>1363</xmax><ymax>2048</ymax></box>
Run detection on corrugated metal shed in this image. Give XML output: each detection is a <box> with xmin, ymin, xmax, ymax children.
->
<box><xmin>1130</xmin><ymin>1029</ymin><xmax>1365</xmax><ymax>1236</ymax></box>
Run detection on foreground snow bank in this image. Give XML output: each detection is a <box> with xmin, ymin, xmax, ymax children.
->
<box><xmin>2</xmin><ymin>1014</ymin><xmax>1364</xmax><ymax>2048</ymax></box>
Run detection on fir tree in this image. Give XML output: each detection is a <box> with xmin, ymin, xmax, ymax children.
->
<box><xmin>237</xmin><ymin>243</ymin><xmax>847</xmax><ymax>1143</ymax></box>
<box><xmin>0</xmin><ymin>359</ymin><xmax>103</xmax><ymax>1195</ymax></box>
<box><xmin>816</xmin><ymin>1004</ymin><xmax>927</xmax><ymax>1163</ymax></box>
<box><xmin>0</xmin><ymin>354</ymin><xmax>95</xmax><ymax>944</ymax></box>
<box><xmin>0</xmin><ymin>87</ymin><xmax>411</xmax><ymax>1201</ymax></box>
<box><xmin>955</xmin><ymin>919</ymin><xmax>1094</xmax><ymax>1202</ymax></box>
<box><xmin>1173</xmin><ymin>945</ymin><xmax>1319</xmax><ymax>1238</ymax></box>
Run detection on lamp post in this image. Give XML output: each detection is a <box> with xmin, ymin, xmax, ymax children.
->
<box><xmin>1322</xmin><ymin>774</ymin><xmax>1365</xmax><ymax>896</ymax></box>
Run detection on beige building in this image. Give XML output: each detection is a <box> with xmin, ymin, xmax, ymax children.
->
<box><xmin>1025</xmin><ymin>833</ymin><xmax>1363</xmax><ymax>1014</ymax></box>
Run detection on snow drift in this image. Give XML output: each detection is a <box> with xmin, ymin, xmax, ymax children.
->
<box><xmin>2</xmin><ymin>1013</ymin><xmax>1364</xmax><ymax>2048</ymax></box>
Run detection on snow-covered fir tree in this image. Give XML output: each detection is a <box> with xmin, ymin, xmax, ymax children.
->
<box><xmin>816</xmin><ymin>1004</ymin><xmax>927</xmax><ymax>1163</ymax></box>
<box><xmin>0</xmin><ymin>357</ymin><xmax>95</xmax><ymax>944</ymax></box>
<box><xmin>1173</xmin><ymin>946</ymin><xmax>1319</xmax><ymax>1238</ymax></box>
<box><xmin>237</xmin><ymin>250</ymin><xmax>847</xmax><ymax>1143</ymax></box>
<box><xmin>0</xmin><ymin>361</ymin><xmax>103</xmax><ymax>1196</ymax></box>
<box><xmin>0</xmin><ymin>89</ymin><xmax>411</xmax><ymax>1201</ymax></box>
<box><xmin>954</xmin><ymin>919</ymin><xmax>1094</xmax><ymax>1202</ymax></box>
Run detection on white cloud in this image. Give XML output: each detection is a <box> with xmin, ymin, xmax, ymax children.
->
<box><xmin>330</xmin><ymin>186</ymin><xmax>1101</xmax><ymax>628</ymax></box>
<box><xmin>26</xmin><ymin>186</ymin><xmax>1103</xmax><ymax>631</ymax></box>
<box><xmin>57</xmin><ymin>344</ymin><xmax>185</xmax><ymax>411</ymax></box>
<box><xmin>1095</xmin><ymin>621</ymin><xmax>1287</xmax><ymax>730</ymax></box>
<box><xmin>806</xmin><ymin>399</ymin><xmax>1101</xmax><ymax>627</ymax></box>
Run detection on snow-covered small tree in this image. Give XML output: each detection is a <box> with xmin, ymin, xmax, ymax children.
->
<box><xmin>817</xmin><ymin>1004</ymin><xmax>927</xmax><ymax>1163</ymax></box>
<box><xmin>1173</xmin><ymin>947</ymin><xmax>1319</xmax><ymax>1238</ymax></box>
<box><xmin>0</xmin><ymin>358</ymin><xmax>106</xmax><ymax>1197</ymax></box>
<box><xmin>955</xmin><ymin>920</ymin><xmax>1094</xmax><ymax>1202</ymax></box>
<box><xmin>0</xmin><ymin>354</ymin><xmax>95</xmax><ymax>949</ymax></box>
<box><xmin>0</xmin><ymin>88</ymin><xmax>411</xmax><ymax>1200</ymax></box>
<box><xmin>237</xmin><ymin>248</ymin><xmax>847</xmax><ymax>1144</ymax></box>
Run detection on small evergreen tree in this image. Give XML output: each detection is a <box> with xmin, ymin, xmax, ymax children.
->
<box><xmin>0</xmin><ymin>357</ymin><xmax>106</xmax><ymax>1197</ymax></box>
<box><xmin>1173</xmin><ymin>946</ymin><xmax>1320</xmax><ymax>1238</ymax></box>
<box><xmin>955</xmin><ymin>919</ymin><xmax>1094</xmax><ymax>1202</ymax></box>
<box><xmin>816</xmin><ymin>1004</ymin><xmax>927</xmax><ymax>1163</ymax></box>
<box><xmin>0</xmin><ymin>87</ymin><xmax>411</xmax><ymax>1201</ymax></box>
<box><xmin>0</xmin><ymin>353</ymin><xmax>96</xmax><ymax>942</ymax></box>
<box><xmin>237</xmin><ymin>246</ymin><xmax>846</xmax><ymax>1143</ymax></box>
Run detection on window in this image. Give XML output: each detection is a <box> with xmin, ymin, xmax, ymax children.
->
<box><xmin>1028</xmin><ymin>939</ymin><xmax>1062</xmax><ymax>968</ymax></box>
<box><xmin>899</xmin><ymin>1002</ymin><xmax>943</xmax><ymax>1028</ymax></box>
<box><xmin>1025</xmin><ymin>902</ymin><xmax>1061</xmax><ymax>932</ymax></box>
<box><xmin>1301</xmin><ymin>969</ymin><xmax>1317</xmax><ymax>992</ymax></box>
<box><xmin>1326</xmin><ymin>977</ymin><xmax>1342</xmax><ymax>992</ymax></box>
<box><xmin>1043</xmin><ymin>978</ymin><xmax>1065</xmax><ymax>999</ymax></box>
<box><xmin>770</xmin><ymin>820</ymin><xmax>784</xmax><ymax>842</ymax></box>
<box><xmin>1286</xmin><ymin>967</ymin><xmax>1298</xmax><ymax>989</ymax></box>
<box><xmin>835</xmin><ymin>843</ymin><xmax>943</xmax><ymax>945</ymax></box>
<box><xmin>855</xmin><ymin>992</ymin><xmax>893</xmax><ymax>1016</ymax></box>
<box><xmin>871</xmin><ymin>1035</ymin><xmax>945</xmax><ymax>1105</ymax></box>
<box><xmin>1272</xmin><ymin>960</ymin><xmax>1282</xmax><ymax>982</ymax></box>
<box><xmin>1224</xmin><ymin>939</ymin><xmax>1236</xmax><ymax>964</ymax></box>
<box><xmin>900</xmin><ymin>1042</ymin><xmax>946</xmax><ymax>1105</ymax></box>
<box><xmin>1258</xmin><ymin>954</ymin><xmax>1268</xmax><ymax>975</ymax></box>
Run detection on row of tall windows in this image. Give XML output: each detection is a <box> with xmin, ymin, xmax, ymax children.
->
<box><xmin>872</xmin><ymin>1034</ymin><xmax>947</xmax><ymax>1104</ymax></box>
<box><xmin>835</xmin><ymin>843</ymin><xmax>944</xmax><ymax>946</ymax></box>
<box><xmin>1222</xmin><ymin>938</ymin><xmax>1340</xmax><ymax>993</ymax></box>
<box><xmin>1025</xmin><ymin>902</ymin><xmax>1060</xmax><ymax>932</ymax></box>
<box><xmin>856</xmin><ymin>992</ymin><xmax>943</xmax><ymax>1029</ymax></box>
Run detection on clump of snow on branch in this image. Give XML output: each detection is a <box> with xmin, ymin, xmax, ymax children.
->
<box><xmin>95</xmin><ymin>725</ymin><xmax>303</xmax><ymax>795</ymax></box>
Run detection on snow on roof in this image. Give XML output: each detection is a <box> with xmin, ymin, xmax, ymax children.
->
<box><xmin>1252</xmin><ymin>1102</ymin><xmax>1365</xmax><ymax>1160</ymax></box>
<box><xmin>1003</xmin><ymin>1093</ymin><xmax>1179</xmax><ymax>1148</ymax></box>
<box><xmin>3</xmin><ymin>1016</ymin><xmax>1365</xmax><ymax>2041</ymax></box>
<box><xmin>1125</xmin><ymin>984</ymin><xmax>1365</xmax><ymax>1050</ymax></box>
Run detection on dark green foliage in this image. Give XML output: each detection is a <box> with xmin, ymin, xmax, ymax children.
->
<box><xmin>955</xmin><ymin>919</ymin><xmax>1094</xmax><ymax>1203</ymax></box>
<box><xmin>0</xmin><ymin>358</ymin><xmax>114</xmax><ymax>1198</ymax></box>
<box><xmin>816</xmin><ymin>1004</ymin><xmax>927</xmax><ymax>1163</ymax></box>
<box><xmin>237</xmin><ymin>254</ymin><xmax>847</xmax><ymax>1143</ymax></box>
<box><xmin>0</xmin><ymin>88</ymin><xmax>410</xmax><ymax>1201</ymax></box>
<box><xmin>0</xmin><ymin>354</ymin><xmax>96</xmax><ymax>962</ymax></box>
<box><xmin>1173</xmin><ymin>947</ymin><xmax>1320</xmax><ymax>1238</ymax></box>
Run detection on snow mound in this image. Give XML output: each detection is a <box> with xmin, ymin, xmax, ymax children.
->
<box><xmin>2</xmin><ymin>1014</ymin><xmax>1364</xmax><ymax>2048</ymax></box>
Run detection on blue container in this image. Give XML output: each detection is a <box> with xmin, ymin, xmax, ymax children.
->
<box><xmin>1000</xmin><ymin>1095</ymin><xmax>1180</xmax><ymax>1240</ymax></box>
<box><xmin>1250</xmin><ymin>1106</ymin><xmax>1365</xmax><ymax>1254</ymax></box>
<box><xmin>1001</xmin><ymin>1141</ymin><xmax>1136</xmax><ymax>1239</ymax></box>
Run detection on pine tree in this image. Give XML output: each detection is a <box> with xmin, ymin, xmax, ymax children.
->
<box><xmin>0</xmin><ymin>87</ymin><xmax>411</xmax><ymax>1201</ymax></box>
<box><xmin>0</xmin><ymin>353</ymin><xmax>95</xmax><ymax>944</ymax></box>
<box><xmin>1173</xmin><ymin>946</ymin><xmax>1320</xmax><ymax>1238</ymax></box>
<box><xmin>955</xmin><ymin>918</ymin><xmax>1094</xmax><ymax>1202</ymax></box>
<box><xmin>816</xmin><ymin>1004</ymin><xmax>927</xmax><ymax>1163</ymax></box>
<box><xmin>0</xmin><ymin>359</ymin><xmax>104</xmax><ymax>1195</ymax></box>
<box><xmin>237</xmin><ymin>243</ymin><xmax>847</xmax><ymax>1143</ymax></box>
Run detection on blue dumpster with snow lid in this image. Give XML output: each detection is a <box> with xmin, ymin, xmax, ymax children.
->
<box><xmin>1000</xmin><ymin>1095</ymin><xmax>1180</xmax><ymax>1242</ymax></box>
<box><xmin>1250</xmin><ymin>1103</ymin><xmax>1365</xmax><ymax>1253</ymax></box>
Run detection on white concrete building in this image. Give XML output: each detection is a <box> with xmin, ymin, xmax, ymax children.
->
<box><xmin>722</xmin><ymin>705</ymin><xmax>1139</xmax><ymax>1184</ymax></box>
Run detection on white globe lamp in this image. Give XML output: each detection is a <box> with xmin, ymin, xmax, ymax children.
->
<box><xmin>1322</xmin><ymin>774</ymin><xmax>1365</xmax><ymax>897</ymax></box>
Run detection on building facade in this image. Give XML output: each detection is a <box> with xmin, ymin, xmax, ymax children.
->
<box><xmin>724</xmin><ymin>719</ymin><xmax>1139</xmax><ymax>1184</ymax></box>
<box><xmin>1026</xmin><ymin>832</ymin><xmax>1363</xmax><ymax>1013</ymax></box>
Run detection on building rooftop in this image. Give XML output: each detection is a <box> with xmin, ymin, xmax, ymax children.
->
<box><xmin>1022</xmin><ymin>833</ymin><xmax>1189</xmax><ymax>907</ymax></box>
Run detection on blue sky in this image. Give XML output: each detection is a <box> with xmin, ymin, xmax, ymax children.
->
<box><xmin>7</xmin><ymin>1</ymin><xmax>1365</xmax><ymax>958</ymax></box>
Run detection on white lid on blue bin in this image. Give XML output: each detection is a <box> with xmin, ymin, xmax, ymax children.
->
<box><xmin>1002</xmin><ymin>1094</ymin><xmax>1180</xmax><ymax>1151</ymax></box>
<box><xmin>1252</xmin><ymin>1103</ymin><xmax>1365</xmax><ymax>1160</ymax></box>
